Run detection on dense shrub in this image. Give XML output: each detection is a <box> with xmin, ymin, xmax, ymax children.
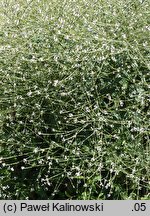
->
<box><xmin>0</xmin><ymin>0</ymin><xmax>149</xmax><ymax>199</ymax></box>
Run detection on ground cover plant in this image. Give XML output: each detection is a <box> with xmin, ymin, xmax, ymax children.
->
<box><xmin>0</xmin><ymin>0</ymin><xmax>150</xmax><ymax>200</ymax></box>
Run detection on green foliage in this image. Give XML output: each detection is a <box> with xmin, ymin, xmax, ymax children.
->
<box><xmin>0</xmin><ymin>0</ymin><xmax>149</xmax><ymax>200</ymax></box>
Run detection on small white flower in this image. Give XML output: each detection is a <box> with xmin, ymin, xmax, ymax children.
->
<box><xmin>85</xmin><ymin>107</ymin><xmax>90</xmax><ymax>112</ymax></box>
<box><xmin>76</xmin><ymin>172</ymin><xmax>81</xmax><ymax>176</ymax></box>
<box><xmin>53</xmin><ymin>80</ymin><xmax>59</xmax><ymax>87</ymax></box>
<box><xmin>120</xmin><ymin>101</ymin><xmax>124</xmax><ymax>107</ymax></box>
<box><xmin>122</xmin><ymin>34</ymin><xmax>126</xmax><ymax>39</ymax></box>
<box><xmin>27</xmin><ymin>91</ymin><xmax>32</xmax><ymax>97</ymax></box>
<box><xmin>91</xmin><ymin>157</ymin><xmax>95</xmax><ymax>162</ymax></box>
<box><xmin>23</xmin><ymin>158</ymin><xmax>27</xmax><ymax>164</ymax></box>
<box><xmin>65</xmin><ymin>35</ymin><xmax>69</xmax><ymax>40</ymax></box>
<box><xmin>67</xmin><ymin>172</ymin><xmax>71</xmax><ymax>176</ymax></box>
<box><xmin>110</xmin><ymin>169</ymin><xmax>114</xmax><ymax>173</ymax></box>
<box><xmin>2</xmin><ymin>163</ymin><xmax>6</xmax><ymax>167</ymax></box>
<box><xmin>35</xmin><ymin>90</ymin><xmax>40</xmax><ymax>95</ymax></box>
<box><xmin>60</xmin><ymin>92</ymin><xmax>67</xmax><ymax>96</ymax></box>
<box><xmin>39</xmin><ymin>159</ymin><xmax>43</xmax><ymax>164</ymax></box>
<box><xmin>69</xmin><ymin>113</ymin><xmax>73</xmax><ymax>117</ymax></box>
<box><xmin>33</xmin><ymin>148</ymin><xmax>39</xmax><ymax>153</ymax></box>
